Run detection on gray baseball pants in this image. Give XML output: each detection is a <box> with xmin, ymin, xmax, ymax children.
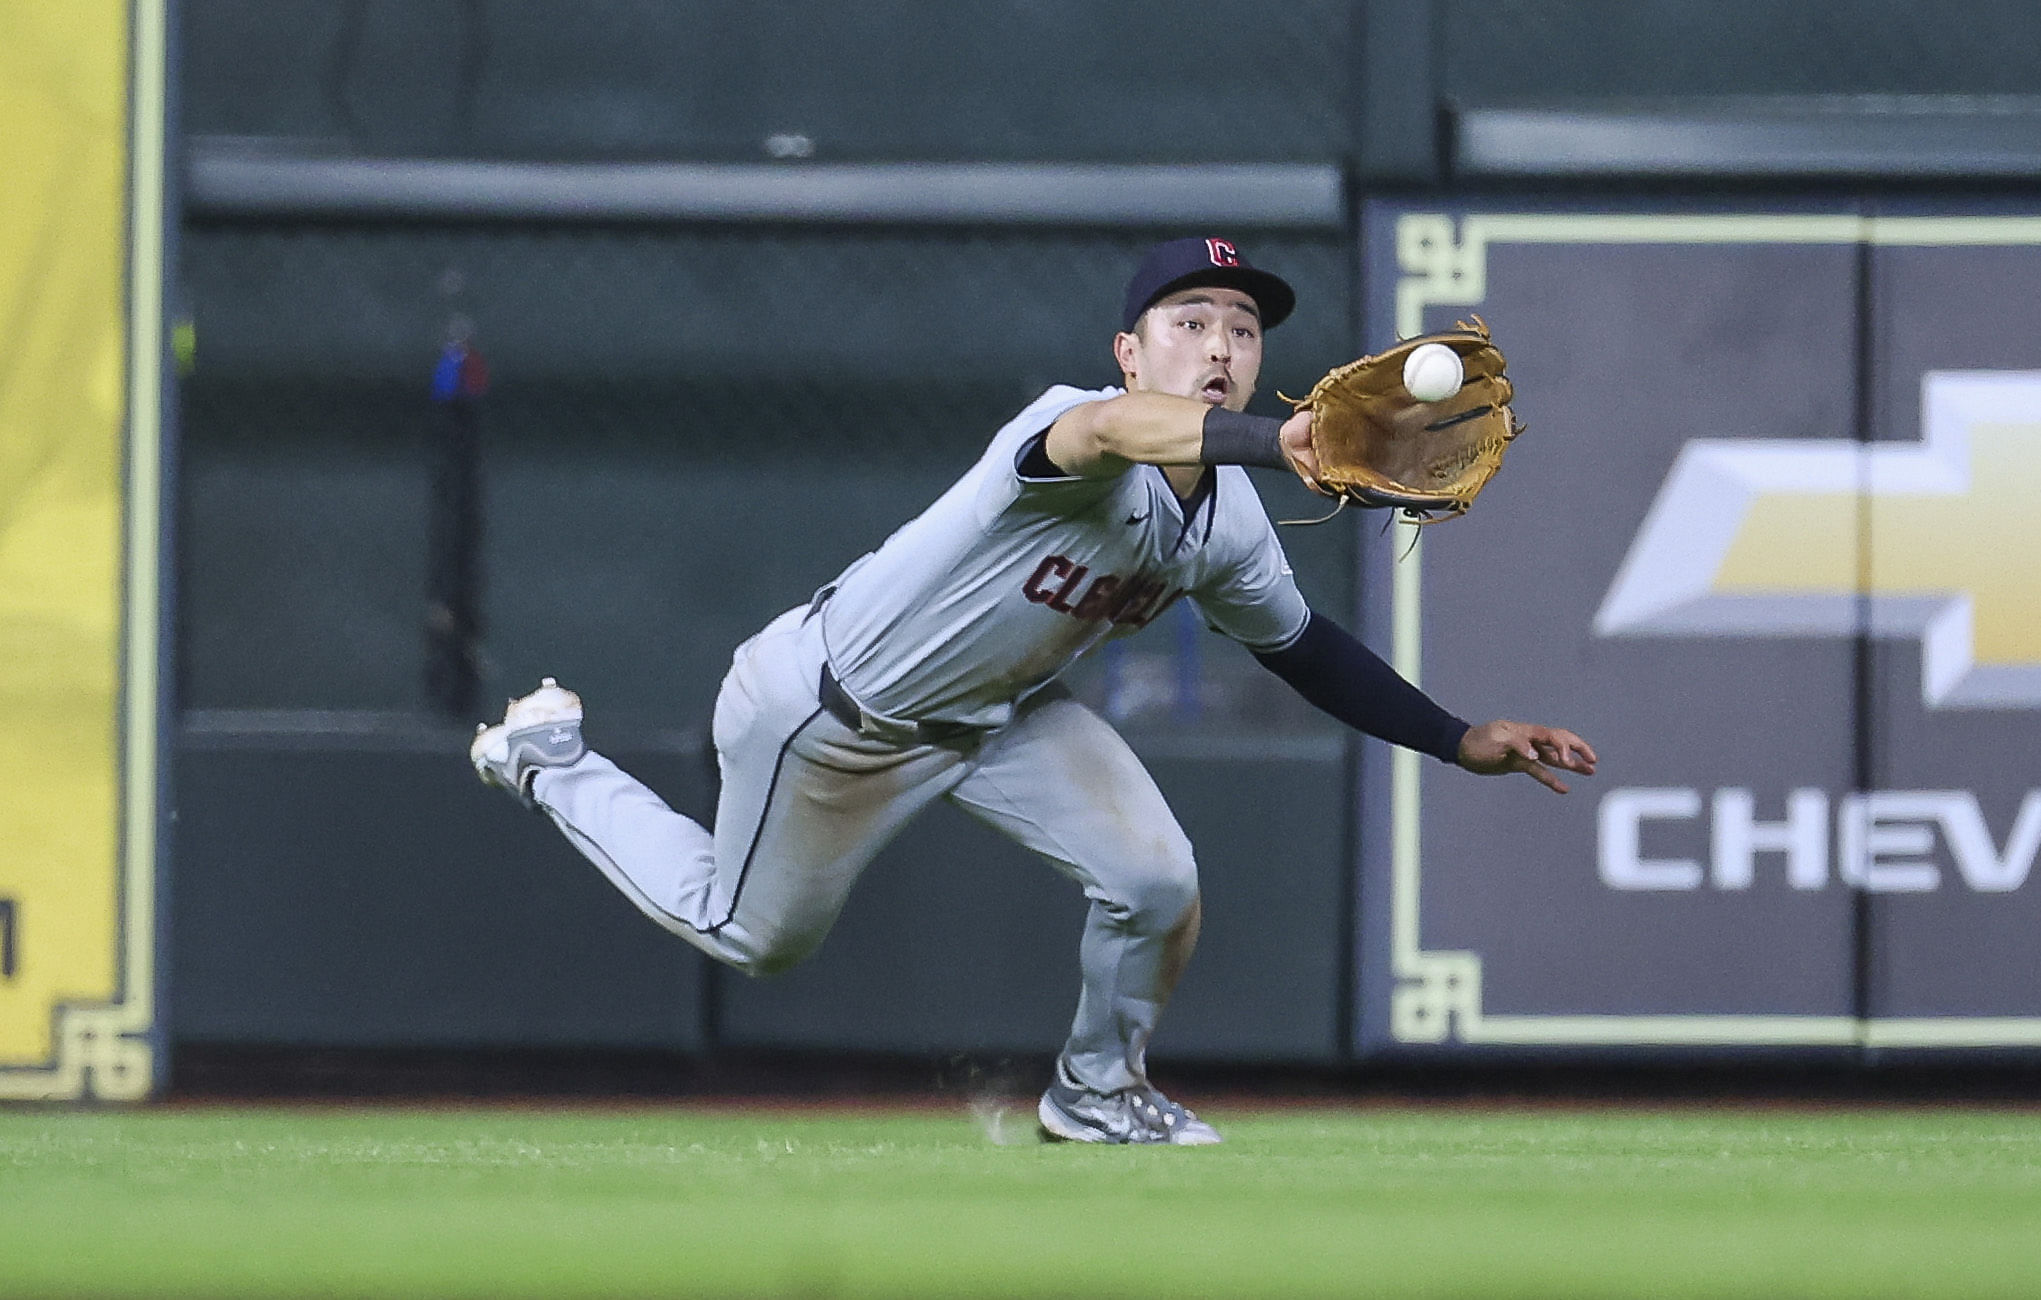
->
<box><xmin>530</xmin><ymin>606</ymin><xmax>1200</xmax><ymax>1094</ymax></box>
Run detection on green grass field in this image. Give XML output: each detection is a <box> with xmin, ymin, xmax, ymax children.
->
<box><xmin>3</xmin><ymin>1103</ymin><xmax>2040</xmax><ymax>1297</ymax></box>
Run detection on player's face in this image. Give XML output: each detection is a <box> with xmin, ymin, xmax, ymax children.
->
<box><xmin>1115</xmin><ymin>286</ymin><xmax>1264</xmax><ymax>412</ymax></box>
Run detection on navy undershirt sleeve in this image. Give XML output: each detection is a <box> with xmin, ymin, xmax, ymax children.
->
<box><xmin>1015</xmin><ymin>428</ymin><xmax>1072</xmax><ymax>480</ymax></box>
<box><xmin>1252</xmin><ymin>610</ymin><xmax>1471</xmax><ymax>764</ymax></box>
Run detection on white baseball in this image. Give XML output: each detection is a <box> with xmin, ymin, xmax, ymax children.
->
<box><xmin>1402</xmin><ymin>342</ymin><xmax>1464</xmax><ymax>403</ymax></box>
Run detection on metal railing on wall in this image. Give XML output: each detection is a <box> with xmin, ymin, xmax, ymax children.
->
<box><xmin>185</xmin><ymin>140</ymin><xmax>1347</xmax><ymax>229</ymax></box>
<box><xmin>1450</xmin><ymin>95</ymin><xmax>2041</xmax><ymax>181</ymax></box>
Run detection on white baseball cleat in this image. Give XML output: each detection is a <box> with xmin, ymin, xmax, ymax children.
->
<box><xmin>470</xmin><ymin>677</ymin><xmax>586</xmax><ymax>808</ymax></box>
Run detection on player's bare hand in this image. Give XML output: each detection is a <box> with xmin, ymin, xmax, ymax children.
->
<box><xmin>1457</xmin><ymin>720</ymin><xmax>1598</xmax><ymax>794</ymax></box>
<box><xmin>1279</xmin><ymin>407</ymin><xmax>1328</xmax><ymax>494</ymax></box>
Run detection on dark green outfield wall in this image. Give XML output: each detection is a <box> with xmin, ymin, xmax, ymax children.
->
<box><xmin>170</xmin><ymin>220</ymin><xmax>1361</xmax><ymax>1060</ymax></box>
<box><xmin>181</xmin><ymin>1</ymin><xmax>2041</xmax><ymax>169</ymax></box>
<box><xmin>169</xmin><ymin>0</ymin><xmax>2041</xmax><ymax>1067</ymax></box>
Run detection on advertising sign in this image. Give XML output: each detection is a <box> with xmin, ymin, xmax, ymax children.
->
<box><xmin>0</xmin><ymin>0</ymin><xmax>167</xmax><ymax>1098</ymax></box>
<box><xmin>1357</xmin><ymin>203</ymin><xmax>2041</xmax><ymax>1054</ymax></box>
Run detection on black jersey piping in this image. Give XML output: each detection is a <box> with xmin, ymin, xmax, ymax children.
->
<box><xmin>1167</xmin><ymin>464</ymin><xmax>1219</xmax><ymax>552</ymax></box>
<box><xmin>704</xmin><ymin>706</ymin><xmax>826</xmax><ymax>935</ymax></box>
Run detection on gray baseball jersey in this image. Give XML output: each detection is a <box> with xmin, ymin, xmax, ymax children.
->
<box><xmin>821</xmin><ymin>385</ymin><xmax>1311</xmax><ymax>729</ymax></box>
<box><xmin>525</xmin><ymin>383</ymin><xmax>1312</xmax><ymax>1098</ymax></box>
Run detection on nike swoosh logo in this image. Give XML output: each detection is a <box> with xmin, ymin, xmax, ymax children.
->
<box><xmin>1124</xmin><ymin>511</ymin><xmax>1149</xmax><ymax>525</ymax></box>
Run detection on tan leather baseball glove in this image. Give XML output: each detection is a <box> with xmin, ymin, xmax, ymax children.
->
<box><xmin>1287</xmin><ymin>317</ymin><xmax>1523</xmax><ymax>522</ymax></box>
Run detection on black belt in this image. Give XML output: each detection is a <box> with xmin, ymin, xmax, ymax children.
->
<box><xmin>816</xmin><ymin>667</ymin><xmax>985</xmax><ymax>746</ymax></box>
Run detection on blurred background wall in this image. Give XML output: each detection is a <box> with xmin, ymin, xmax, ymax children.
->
<box><xmin>165</xmin><ymin>0</ymin><xmax>2041</xmax><ymax>1081</ymax></box>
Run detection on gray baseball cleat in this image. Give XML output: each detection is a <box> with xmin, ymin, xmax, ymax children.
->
<box><xmin>1036</xmin><ymin>1057</ymin><xmax>1222</xmax><ymax>1146</ymax></box>
<box><xmin>470</xmin><ymin>677</ymin><xmax>586</xmax><ymax>808</ymax></box>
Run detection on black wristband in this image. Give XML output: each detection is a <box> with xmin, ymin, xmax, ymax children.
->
<box><xmin>1199</xmin><ymin>407</ymin><xmax>1288</xmax><ymax>469</ymax></box>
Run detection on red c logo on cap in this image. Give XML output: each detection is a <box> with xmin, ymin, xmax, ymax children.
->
<box><xmin>1206</xmin><ymin>238</ymin><xmax>1239</xmax><ymax>267</ymax></box>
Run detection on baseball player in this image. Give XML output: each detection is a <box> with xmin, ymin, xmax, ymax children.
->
<box><xmin>471</xmin><ymin>237</ymin><xmax>1596</xmax><ymax>1144</ymax></box>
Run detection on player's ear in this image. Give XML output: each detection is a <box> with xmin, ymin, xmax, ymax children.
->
<box><xmin>1112</xmin><ymin>329</ymin><xmax>1140</xmax><ymax>382</ymax></box>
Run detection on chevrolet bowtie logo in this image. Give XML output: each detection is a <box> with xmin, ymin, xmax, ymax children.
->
<box><xmin>1597</xmin><ymin>371</ymin><xmax>2041</xmax><ymax>709</ymax></box>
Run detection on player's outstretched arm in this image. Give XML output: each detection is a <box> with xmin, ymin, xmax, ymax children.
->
<box><xmin>1456</xmin><ymin>721</ymin><xmax>1598</xmax><ymax>795</ymax></box>
<box><xmin>1252</xmin><ymin>613</ymin><xmax>1597</xmax><ymax>795</ymax></box>
<box><xmin>1046</xmin><ymin>395</ymin><xmax>1315</xmax><ymax>478</ymax></box>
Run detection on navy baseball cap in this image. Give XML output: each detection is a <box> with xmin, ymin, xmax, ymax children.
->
<box><xmin>1121</xmin><ymin>236</ymin><xmax>1297</xmax><ymax>333</ymax></box>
